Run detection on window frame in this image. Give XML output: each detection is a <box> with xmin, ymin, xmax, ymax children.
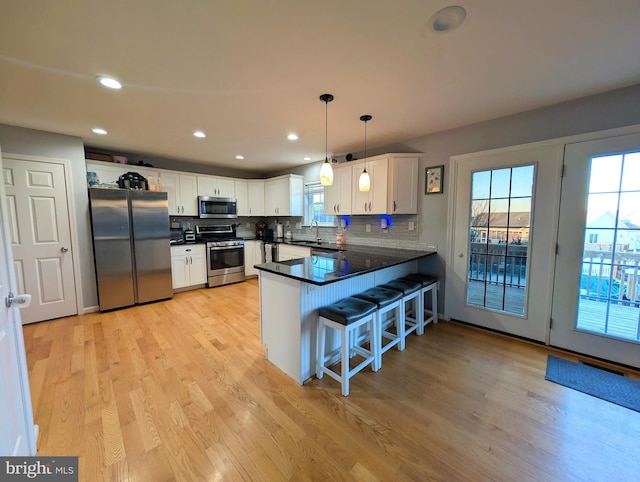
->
<box><xmin>303</xmin><ymin>181</ymin><xmax>336</xmax><ymax>227</ymax></box>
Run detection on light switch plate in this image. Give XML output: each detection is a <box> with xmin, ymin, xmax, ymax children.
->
<box><xmin>408</xmin><ymin>221</ymin><xmax>415</xmax><ymax>231</ymax></box>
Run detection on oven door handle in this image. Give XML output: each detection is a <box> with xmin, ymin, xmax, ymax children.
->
<box><xmin>208</xmin><ymin>245</ymin><xmax>244</xmax><ymax>251</ymax></box>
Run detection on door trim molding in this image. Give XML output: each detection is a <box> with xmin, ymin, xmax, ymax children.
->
<box><xmin>445</xmin><ymin>123</ymin><xmax>640</xmax><ymax>332</ymax></box>
<box><xmin>2</xmin><ymin>152</ymin><xmax>83</xmax><ymax>319</ymax></box>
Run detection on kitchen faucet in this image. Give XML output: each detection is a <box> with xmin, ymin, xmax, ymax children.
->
<box><xmin>311</xmin><ymin>220</ymin><xmax>321</xmax><ymax>243</ymax></box>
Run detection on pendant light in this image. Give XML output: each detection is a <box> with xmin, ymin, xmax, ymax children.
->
<box><xmin>319</xmin><ymin>94</ymin><xmax>334</xmax><ymax>186</ymax></box>
<box><xmin>358</xmin><ymin>114</ymin><xmax>372</xmax><ymax>192</ymax></box>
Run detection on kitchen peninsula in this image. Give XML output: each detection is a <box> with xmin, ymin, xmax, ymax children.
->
<box><xmin>255</xmin><ymin>246</ymin><xmax>436</xmax><ymax>384</ymax></box>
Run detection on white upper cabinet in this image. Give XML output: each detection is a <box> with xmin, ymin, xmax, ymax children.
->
<box><xmin>264</xmin><ymin>175</ymin><xmax>303</xmax><ymax>216</ymax></box>
<box><xmin>351</xmin><ymin>157</ymin><xmax>388</xmax><ymax>215</ymax></box>
<box><xmin>235</xmin><ymin>179</ymin><xmax>265</xmax><ymax>217</ymax></box>
<box><xmin>197</xmin><ymin>175</ymin><xmax>235</xmax><ymax>198</ymax></box>
<box><xmin>323</xmin><ymin>165</ymin><xmax>352</xmax><ymax>215</ymax></box>
<box><xmin>349</xmin><ymin>153</ymin><xmax>420</xmax><ymax>215</ymax></box>
<box><xmin>86</xmin><ymin>160</ymin><xmax>160</xmax><ymax>188</ymax></box>
<box><xmin>247</xmin><ymin>180</ymin><xmax>265</xmax><ymax>217</ymax></box>
<box><xmin>235</xmin><ymin>180</ymin><xmax>249</xmax><ymax>216</ymax></box>
<box><xmin>134</xmin><ymin>165</ymin><xmax>161</xmax><ymax>183</ymax></box>
<box><xmin>86</xmin><ymin>161</ymin><xmax>125</xmax><ymax>185</ymax></box>
<box><xmin>160</xmin><ymin>171</ymin><xmax>198</xmax><ymax>216</ymax></box>
<box><xmin>388</xmin><ymin>154</ymin><xmax>419</xmax><ymax>214</ymax></box>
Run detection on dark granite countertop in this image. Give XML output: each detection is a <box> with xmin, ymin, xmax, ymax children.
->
<box><xmin>255</xmin><ymin>245</ymin><xmax>436</xmax><ymax>285</ymax></box>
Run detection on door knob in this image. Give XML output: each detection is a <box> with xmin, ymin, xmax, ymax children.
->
<box><xmin>5</xmin><ymin>292</ymin><xmax>32</xmax><ymax>308</ymax></box>
<box><xmin>458</xmin><ymin>253</ymin><xmax>464</xmax><ymax>257</ymax></box>
<box><xmin>61</xmin><ymin>246</ymin><xmax>69</xmax><ymax>252</ymax></box>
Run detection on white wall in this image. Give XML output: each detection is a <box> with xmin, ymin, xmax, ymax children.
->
<box><xmin>0</xmin><ymin>124</ymin><xmax>99</xmax><ymax>309</ymax></box>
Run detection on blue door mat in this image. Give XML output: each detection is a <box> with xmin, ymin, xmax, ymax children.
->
<box><xmin>545</xmin><ymin>355</ymin><xmax>640</xmax><ymax>413</ymax></box>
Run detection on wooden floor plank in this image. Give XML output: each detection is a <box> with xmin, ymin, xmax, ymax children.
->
<box><xmin>23</xmin><ymin>279</ymin><xmax>640</xmax><ymax>481</ymax></box>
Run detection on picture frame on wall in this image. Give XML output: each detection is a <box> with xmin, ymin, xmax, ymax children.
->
<box><xmin>425</xmin><ymin>165</ymin><xmax>444</xmax><ymax>194</ymax></box>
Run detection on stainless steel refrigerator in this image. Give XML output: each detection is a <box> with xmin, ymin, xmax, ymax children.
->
<box><xmin>89</xmin><ymin>188</ymin><xmax>173</xmax><ymax>311</ymax></box>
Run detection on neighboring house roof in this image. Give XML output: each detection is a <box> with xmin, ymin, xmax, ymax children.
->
<box><xmin>471</xmin><ymin>212</ymin><xmax>531</xmax><ymax>228</ymax></box>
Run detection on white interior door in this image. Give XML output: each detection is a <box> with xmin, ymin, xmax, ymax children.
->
<box><xmin>448</xmin><ymin>144</ymin><xmax>563</xmax><ymax>341</ymax></box>
<box><xmin>3</xmin><ymin>158</ymin><xmax>77</xmax><ymax>324</ymax></box>
<box><xmin>551</xmin><ymin>133</ymin><xmax>640</xmax><ymax>368</ymax></box>
<box><xmin>0</xmin><ymin>150</ymin><xmax>37</xmax><ymax>456</ymax></box>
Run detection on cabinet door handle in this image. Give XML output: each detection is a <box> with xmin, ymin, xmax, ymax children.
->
<box><xmin>185</xmin><ymin>257</ymin><xmax>188</xmax><ymax>265</ymax></box>
<box><xmin>393</xmin><ymin>200</ymin><xmax>397</xmax><ymax>212</ymax></box>
<box><xmin>337</xmin><ymin>204</ymin><xmax>339</xmax><ymax>213</ymax></box>
<box><xmin>363</xmin><ymin>202</ymin><xmax>367</xmax><ymax>212</ymax></box>
<box><xmin>368</xmin><ymin>201</ymin><xmax>372</xmax><ymax>212</ymax></box>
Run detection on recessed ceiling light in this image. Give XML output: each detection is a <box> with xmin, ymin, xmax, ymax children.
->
<box><xmin>91</xmin><ymin>128</ymin><xmax>107</xmax><ymax>135</ymax></box>
<box><xmin>303</xmin><ymin>157</ymin><xmax>311</xmax><ymax>161</ymax></box>
<box><xmin>430</xmin><ymin>5</ymin><xmax>466</xmax><ymax>33</ymax></box>
<box><xmin>97</xmin><ymin>76</ymin><xmax>122</xmax><ymax>89</ymax></box>
<box><xmin>287</xmin><ymin>134</ymin><xmax>299</xmax><ymax>141</ymax></box>
<box><xmin>235</xmin><ymin>155</ymin><xmax>244</xmax><ymax>160</ymax></box>
<box><xmin>193</xmin><ymin>131</ymin><xmax>206</xmax><ymax>138</ymax></box>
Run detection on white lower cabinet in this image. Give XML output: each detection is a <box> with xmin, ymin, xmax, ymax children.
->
<box><xmin>171</xmin><ymin>244</ymin><xmax>206</xmax><ymax>289</ymax></box>
<box><xmin>278</xmin><ymin>244</ymin><xmax>310</xmax><ymax>261</ymax></box>
<box><xmin>244</xmin><ymin>240</ymin><xmax>263</xmax><ymax>277</ymax></box>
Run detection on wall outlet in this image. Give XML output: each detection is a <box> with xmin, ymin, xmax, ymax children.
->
<box><xmin>408</xmin><ymin>221</ymin><xmax>415</xmax><ymax>231</ymax></box>
<box><xmin>296</xmin><ymin>222</ymin><xmax>302</xmax><ymax>229</ymax></box>
<box><xmin>366</xmin><ymin>223</ymin><xmax>371</xmax><ymax>233</ymax></box>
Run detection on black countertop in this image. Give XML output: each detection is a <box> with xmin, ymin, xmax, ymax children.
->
<box><xmin>255</xmin><ymin>245</ymin><xmax>436</xmax><ymax>285</ymax></box>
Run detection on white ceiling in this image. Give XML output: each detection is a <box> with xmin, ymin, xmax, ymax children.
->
<box><xmin>1</xmin><ymin>1</ymin><xmax>640</xmax><ymax>173</ymax></box>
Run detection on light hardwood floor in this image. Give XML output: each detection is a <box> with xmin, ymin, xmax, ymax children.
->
<box><xmin>23</xmin><ymin>279</ymin><xmax>640</xmax><ymax>481</ymax></box>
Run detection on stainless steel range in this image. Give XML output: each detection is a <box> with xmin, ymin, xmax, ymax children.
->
<box><xmin>195</xmin><ymin>225</ymin><xmax>245</xmax><ymax>287</ymax></box>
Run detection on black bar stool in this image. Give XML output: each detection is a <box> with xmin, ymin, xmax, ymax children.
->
<box><xmin>379</xmin><ymin>278</ymin><xmax>423</xmax><ymax>348</ymax></box>
<box><xmin>316</xmin><ymin>297</ymin><xmax>378</xmax><ymax>396</ymax></box>
<box><xmin>353</xmin><ymin>286</ymin><xmax>404</xmax><ymax>370</ymax></box>
<box><xmin>402</xmin><ymin>273</ymin><xmax>438</xmax><ymax>333</ymax></box>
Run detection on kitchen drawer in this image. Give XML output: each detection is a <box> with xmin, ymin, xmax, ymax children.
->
<box><xmin>171</xmin><ymin>244</ymin><xmax>205</xmax><ymax>257</ymax></box>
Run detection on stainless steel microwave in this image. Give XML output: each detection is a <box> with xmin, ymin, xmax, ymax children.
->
<box><xmin>198</xmin><ymin>196</ymin><xmax>238</xmax><ymax>218</ymax></box>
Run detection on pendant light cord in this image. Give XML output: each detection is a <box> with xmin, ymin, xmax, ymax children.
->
<box><xmin>360</xmin><ymin>115</ymin><xmax>372</xmax><ymax>171</ymax></box>
<box><xmin>364</xmin><ymin>118</ymin><xmax>367</xmax><ymax>170</ymax></box>
<box><xmin>325</xmin><ymin>99</ymin><xmax>328</xmax><ymax>162</ymax></box>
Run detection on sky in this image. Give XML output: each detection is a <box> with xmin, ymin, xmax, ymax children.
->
<box><xmin>587</xmin><ymin>152</ymin><xmax>640</xmax><ymax>225</ymax></box>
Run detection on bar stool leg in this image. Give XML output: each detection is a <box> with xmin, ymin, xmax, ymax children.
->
<box><xmin>317</xmin><ymin>318</ymin><xmax>327</xmax><ymax>379</ymax></box>
<box><xmin>341</xmin><ymin>327</ymin><xmax>349</xmax><ymax>396</ymax></box>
